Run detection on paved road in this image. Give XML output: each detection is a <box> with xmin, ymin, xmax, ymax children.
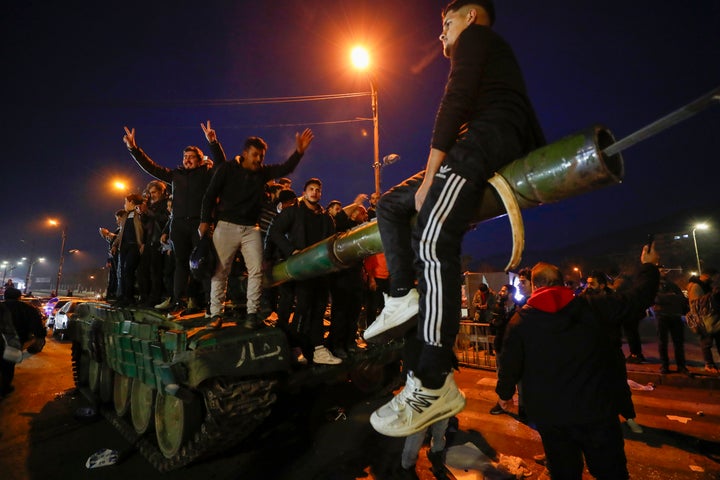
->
<box><xmin>0</xmin><ymin>336</ymin><xmax>718</xmax><ymax>479</ymax></box>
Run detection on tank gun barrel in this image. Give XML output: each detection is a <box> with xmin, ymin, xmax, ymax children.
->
<box><xmin>265</xmin><ymin>126</ymin><xmax>621</xmax><ymax>286</ymax></box>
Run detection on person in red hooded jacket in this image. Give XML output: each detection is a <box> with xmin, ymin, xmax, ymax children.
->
<box><xmin>495</xmin><ymin>245</ymin><xmax>659</xmax><ymax>479</ymax></box>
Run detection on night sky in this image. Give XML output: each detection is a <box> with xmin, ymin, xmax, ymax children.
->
<box><xmin>2</xmin><ymin>0</ymin><xmax>719</xmax><ymax>287</ymax></box>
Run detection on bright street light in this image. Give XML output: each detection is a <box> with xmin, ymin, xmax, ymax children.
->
<box><xmin>573</xmin><ymin>266</ymin><xmax>583</xmax><ymax>280</ymax></box>
<box><xmin>692</xmin><ymin>222</ymin><xmax>709</xmax><ymax>274</ymax></box>
<box><xmin>350</xmin><ymin>46</ymin><xmax>370</xmax><ymax>70</ymax></box>
<box><xmin>350</xmin><ymin>45</ymin><xmax>381</xmax><ymax>196</ymax></box>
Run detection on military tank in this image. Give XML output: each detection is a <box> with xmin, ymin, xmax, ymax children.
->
<box><xmin>67</xmin><ymin>83</ymin><xmax>720</xmax><ymax>470</ymax></box>
<box><xmin>68</xmin><ymin>303</ymin><xmax>402</xmax><ymax>471</ymax></box>
<box><xmin>67</xmin><ymin>125</ymin><xmax>627</xmax><ymax>471</ymax></box>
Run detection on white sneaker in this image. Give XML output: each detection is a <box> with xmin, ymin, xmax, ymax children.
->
<box><xmin>363</xmin><ymin>289</ymin><xmax>419</xmax><ymax>342</ymax></box>
<box><xmin>313</xmin><ymin>345</ymin><xmax>342</xmax><ymax>365</ymax></box>
<box><xmin>370</xmin><ymin>371</ymin><xmax>465</xmax><ymax>437</ymax></box>
<box><xmin>626</xmin><ymin>418</ymin><xmax>643</xmax><ymax>434</ymax></box>
<box><xmin>154</xmin><ymin>297</ymin><xmax>172</xmax><ymax>310</ymax></box>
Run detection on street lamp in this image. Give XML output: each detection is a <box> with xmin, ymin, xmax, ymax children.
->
<box><xmin>351</xmin><ymin>45</ymin><xmax>381</xmax><ymax>197</ymax></box>
<box><xmin>23</xmin><ymin>257</ymin><xmax>45</xmax><ymax>294</ymax></box>
<box><xmin>692</xmin><ymin>222</ymin><xmax>709</xmax><ymax>274</ymax></box>
<box><xmin>48</xmin><ymin>219</ymin><xmax>67</xmax><ymax>295</ymax></box>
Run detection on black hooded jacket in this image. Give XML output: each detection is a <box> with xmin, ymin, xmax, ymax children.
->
<box><xmin>496</xmin><ymin>263</ymin><xmax>659</xmax><ymax>426</ymax></box>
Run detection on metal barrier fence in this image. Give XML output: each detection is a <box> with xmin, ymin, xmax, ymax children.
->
<box><xmin>454</xmin><ymin>321</ymin><xmax>497</xmax><ymax>370</ymax></box>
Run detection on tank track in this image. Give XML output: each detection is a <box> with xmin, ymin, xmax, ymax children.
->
<box><xmin>101</xmin><ymin>377</ymin><xmax>278</xmax><ymax>472</ymax></box>
<box><xmin>71</xmin><ymin>341</ymin><xmax>83</xmax><ymax>387</ymax></box>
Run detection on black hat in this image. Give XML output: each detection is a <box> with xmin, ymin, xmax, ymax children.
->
<box><xmin>4</xmin><ymin>286</ymin><xmax>21</xmax><ymax>300</ymax></box>
<box><xmin>278</xmin><ymin>189</ymin><xmax>297</xmax><ymax>204</ymax></box>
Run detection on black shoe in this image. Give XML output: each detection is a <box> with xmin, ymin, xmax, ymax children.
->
<box><xmin>243</xmin><ymin>313</ymin><xmax>264</xmax><ymax>330</ymax></box>
<box><xmin>489</xmin><ymin>402</ymin><xmax>505</xmax><ymax>415</ymax></box>
<box><xmin>660</xmin><ymin>366</ymin><xmax>669</xmax><ymax>374</ymax></box>
<box><xmin>626</xmin><ymin>354</ymin><xmax>645</xmax><ymax>364</ymax></box>
<box><xmin>206</xmin><ymin>315</ymin><xmax>223</xmax><ymax>329</ymax></box>
<box><xmin>166</xmin><ymin>303</ymin><xmax>186</xmax><ymax>318</ymax></box>
<box><xmin>427</xmin><ymin>449</ymin><xmax>448</xmax><ymax>478</ymax></box>
<box><xmin>677</xmin><ymin>366</ymin><xmax>692</xmax><ymax>376</ymax></box>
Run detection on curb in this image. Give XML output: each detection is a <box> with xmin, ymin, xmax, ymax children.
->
<box><xmin>626</xmin><ymin>366</ymin><xmax>720</xmax><ymax>390</ymax></box>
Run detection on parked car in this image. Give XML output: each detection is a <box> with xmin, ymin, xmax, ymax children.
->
<box><xmin>45</xmin><ymin>297</ymin><xmax>73</xmax><ymax>329</ymax></box>
<box><xmin>53</xmin><ymin>299</ymin><xmax>93</xmax><ymax>340</ymax></box>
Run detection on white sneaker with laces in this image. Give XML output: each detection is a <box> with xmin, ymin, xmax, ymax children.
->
<box><xmin>313</xmin><ymin>345</ymin><xmax>342</xmax><ymax>365</ymax></box>
<box><xmin>363</xmin><ymin>289</ymin><xmax>419</xmax><ymax>342</ymax></box>
<box><xmin>370</xmin><ymin>371</ymin><xmax>465</xmax><ymax>437</ymax></box>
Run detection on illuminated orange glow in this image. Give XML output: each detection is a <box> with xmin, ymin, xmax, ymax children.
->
<box><xmin>113</xmin><ymin>180</ymin><xmax>128</xmax><ymax>191</ymax></box>
<box><xmin>350</xmin><ymin>46</ymin><xmax>370</xmax><ymax>70</ymax></box>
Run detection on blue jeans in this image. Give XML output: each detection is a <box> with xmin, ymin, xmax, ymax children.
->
<box><xmin>401</xmin><ymin>418</ymin><xmax>449</xmax><ymax>469</ymax></box>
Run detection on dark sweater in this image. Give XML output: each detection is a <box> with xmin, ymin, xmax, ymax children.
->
<box><xmin>200</xmin><ymin>151</ymin><xmax>302</xmax><ymax>226</ymax></box>
<box><xmin>267</xmin><ymin>200</ymin><xmax>335</xmax><ymax>259</ymax></box>
<box><xmin>432</xmin><ymin>24</ymin><xmax>545</xmax><ymax>158</ymax></box>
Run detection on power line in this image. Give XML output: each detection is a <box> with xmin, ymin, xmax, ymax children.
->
<box><xmin>90</xmin><ymin>92</ymin><xmax>372</xmax><ymax>108</ymax></box>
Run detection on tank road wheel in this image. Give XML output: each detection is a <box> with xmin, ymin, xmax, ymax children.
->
<box><xmin>113</xmin><ymin>374</ymin><xmax>132</xmax><ymax>416</ymax></box>
<box><xmin>88</xmin><ymin>359</ymin><xmax>101</xmax><ymax>394</ymax></box>
<box><xmin>130</xmin><ymin>380</ymin><xmax>156</xmax><ymax>434</ymax></box>
<box><xmin>154</xmin><ymin>390</ymin><xmax>204</xmax><ymax>459</ymax></box>
<box><xmin>99</xmin><ymin>363</ymin><xmax>114</xmax><ymax>404</ymax></box>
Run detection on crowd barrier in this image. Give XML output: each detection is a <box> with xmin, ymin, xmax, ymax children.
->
<box><xmin>454</xmin><ymin>321</ymin><xmax>497</xmax><ymax>370</ymax></box>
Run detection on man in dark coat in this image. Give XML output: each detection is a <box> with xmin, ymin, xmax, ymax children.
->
<box><xmin>495</xmin><ymin>246</ymin><xmax>660</xmax><ymax>479</ymax></box>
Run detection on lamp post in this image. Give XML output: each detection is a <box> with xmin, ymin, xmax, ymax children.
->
<box><xmin>691</xmin><ymin>222</ymin><xmax>709</xmax><ymax>274</ymax></box>
<box><xmin>48</xmin><ymin>219</ymin><xmax>67</xmax><ymax>295</ymax></box>
<box><xmin>351</xmin><ymin>46</ymin><xmax>381</xmax><ymax>197</ymax></box>
<box><xmin>24</xmin><ymin>257</ymin><xmax>45</xmax><ymax>294</ymax></box>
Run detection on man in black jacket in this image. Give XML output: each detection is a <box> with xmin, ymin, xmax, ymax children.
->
<box><xmin>366</xmin><ymin>0</ymin><xmax>545</xmax><ymax>438</ymax></box>
<box><xmin>124</xmin><ymin>121</ymin><xmax>225</xmax><ymax>315</ymax></box>
<box><xmin>1</xmin><ymin>287</ymin><xmax>46</xmax><ymax>397</ymax></box>
<box><xmin>495</xmin><ymin>246</ymin><xmax>660</xmax><ymax>479</ymax></box>
<box><xmin>268</xmin><ymin>178</ymin><xmax>340</xmax><ymax>365</ymax></box>
<box><xmin>200</xmin><ymin>130</ymin><xmax>314</xmax><ymax>330</ymax></box>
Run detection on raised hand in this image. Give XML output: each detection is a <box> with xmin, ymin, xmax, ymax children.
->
<box><xmin>295</xmin><ymin>128</ymin><xmax>314</xmax><ymax>154</ymax></box>
<box><xmin>201</xmin><ymin>120</ymin><xmax>217</xmax><ymax>143</ymax></box>
<box><xmin>123</xmin><ymin>126</ymin><xmax>137</xmax><ymax>149</ymax></box>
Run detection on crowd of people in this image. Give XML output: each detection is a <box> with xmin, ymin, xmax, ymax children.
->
<box><xmin>5</xmin><ymin>1</ymin><xmax>714</xmax><ymax>478</ymax></box>
<box><xmin>95</xmin><ymin>119</ymin><xmax>394</xmax><ymax>367</ymax></box>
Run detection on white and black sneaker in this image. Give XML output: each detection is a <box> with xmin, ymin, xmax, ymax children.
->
<box><xmin>363</xmin><ymin>289</ymin><xmax>419</xmax><ymax>343</ymax></box>
<box><xmin>370</xmin><ymin>371</ymin><xmax>465</xmax><ymax>437</ymax></box>
<box><xmin>313</xmin><ymin>345</ymin><xmax>342</xmax><ymax>365</ymax></box>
